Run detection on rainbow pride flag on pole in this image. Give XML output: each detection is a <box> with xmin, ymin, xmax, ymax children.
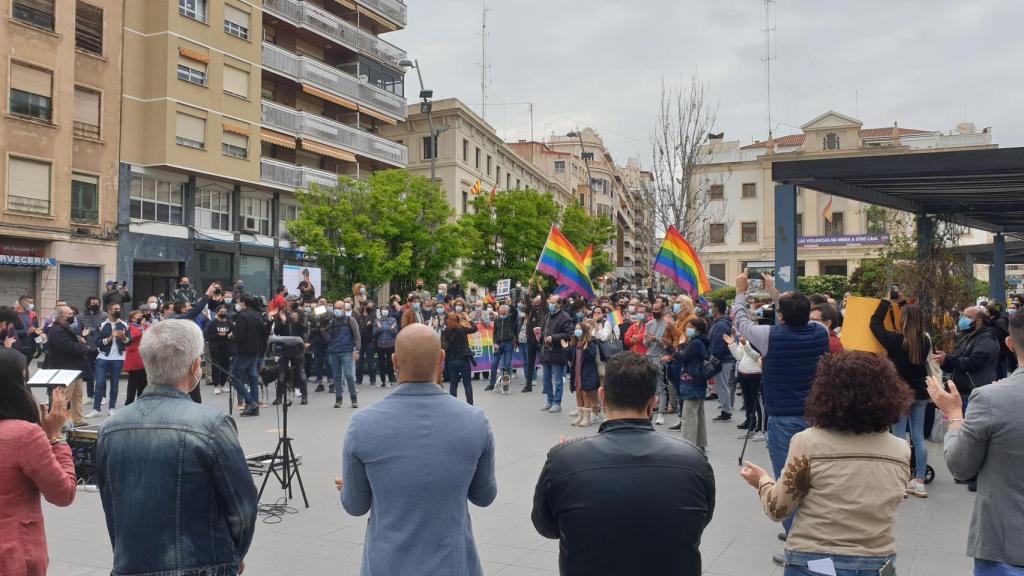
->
<box><xmin>536</xmin><ymin>226</ymin><xmax>595</xmax><ymax>299</ymax></box>
<box><xmin>553</xmin><ymin>245</ymin><xmax>594</xmax><ymax>298</ymax></box>
<box><xmin>653</xmin><ymin>225</ymin><xmax>711</xmax><ymax>297</ymax></box>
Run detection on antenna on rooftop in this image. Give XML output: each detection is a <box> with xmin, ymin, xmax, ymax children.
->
<box><xmin>478</xmin><ymin>0</ymin><xmax>492</xmax><ymax>121</ymax></box>
<box><xmin>762</xmin><ymin>0</ymin><xmax>776</xmax><ymax>139</ymax></box>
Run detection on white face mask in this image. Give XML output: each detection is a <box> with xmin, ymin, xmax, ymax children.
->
<box><xmin>149</xmin><ymin>302</ymin><xmax>158</xmax><ymax>310</ymax></box>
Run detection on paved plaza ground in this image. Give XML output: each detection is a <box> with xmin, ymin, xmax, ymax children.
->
<box><xmin>40</xmin><ymin>376</ymin><xmax>976</xmax><ymax>576</ymax></box>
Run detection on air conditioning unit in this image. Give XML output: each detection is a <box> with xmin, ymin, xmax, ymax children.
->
<box><xmin>240</xmin><ymin>216</ymin><xmax>259</xmax><ymax>233</ymax></box>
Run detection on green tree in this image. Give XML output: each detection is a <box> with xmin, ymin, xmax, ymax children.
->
<box><xmin>460</xmin><ymin>189</ymin><xmax>559</xmax><ymax>289</ymax></box>
<box><xmin>797</xmin><ymin>275</ymin><xmax>851</xmax><ymax>298</ymax></box>
<box><xmin>559</xmin><ymin>204</ymin><xmax>617</xmax><ymax>282</ymax></box>
<box><xmin>287</xmin><ymin>170</ymin><xmax>466</xmax><ymax>299</ymax></box>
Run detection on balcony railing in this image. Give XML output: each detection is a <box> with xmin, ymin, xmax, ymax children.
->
<box><xmin>263</xmin><ymin>0</ymin><xmax>407</xmax><ymax>69</ymax></box>
<box><xmin>261</xmin><ymin>158</ymin><xmax>340</xmax><ymax>191</ymax></box>
<box><xmin>8</xmin><ymin>195</ymin><xmax>50</xmax><ymax>214</ymax></box>
<box><xmin>262</xmin><ymin>42</ymin><xmax>405</xmax><ymax>121</ymax></box>
<box><xmin>358</xmin><ymin>0</ymin><xmax>407</xmax><ymax>28</ymax></box>
<box><xmin>261</xmin><ymin>100</ymin><xmax>407</xmax><ymax>167</ymax></box>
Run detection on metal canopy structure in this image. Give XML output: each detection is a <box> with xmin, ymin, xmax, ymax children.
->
<box><xmin>948</xmin><ymin>240</ymin><xmax>1024</xmax><ymax>265</ymax></box>
<box><xmin>769</xmin><ymin>147</ymin><xmax>1024</xmax><ymax>300</ymax></box>
<box><xmin>772</xmin><ymin>147</ymin><xmax>1024</xmax><ymax>235</ymax></box>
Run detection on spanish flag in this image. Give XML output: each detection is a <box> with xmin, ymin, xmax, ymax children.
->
<box><xmin>823</xmin><ymin>196</ymin><xmax>833</xmax><ymax>223</ymax></box>
<box><xmin>469</xmin><ymin>180</ymin><xmax>482</xmax><ymax>196</ymax></box>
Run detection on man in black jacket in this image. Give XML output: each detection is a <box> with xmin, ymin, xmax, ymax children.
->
<box><xmin>532</xmin><ymin>352</ymin><xmax>715</xmax><ymax>576</ymax></box>
<box><xmin>522</xmin><ymin>292</ymin><xmax>544</xmax><ymax>393</ymax></box>
<box><xmin>44</xmin><ymin>305</ymin><xmax>90</xmax><ymax>425</ymax></box>
<box><xmin>485</xmin><ymin>303</ymin><xmax>518</xmax><ymax>394</ymax></box>
<box><xmin>935</xmin><ymin>305</ymin><xmax>1001</xmax><ymax>401</ymax></box>
<box><xmin>540</xmin><ymin>294</ymin><xmax>574</xmax><ymax>414</ymax></box>
<box><xmin>231</xmin><ymin>295</ymin><xmax>266</xmax><ymax>416</ymax></box>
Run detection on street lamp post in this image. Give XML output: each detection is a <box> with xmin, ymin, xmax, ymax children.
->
<box><xmin>566</xmin><ymin>130</ymin><xmax>594</xmax><ymax>215</ymax></box>
<box><xmin>400</xmin><ymin>59</ymin><xmax>446</xmax><ymax>183</ymax></box>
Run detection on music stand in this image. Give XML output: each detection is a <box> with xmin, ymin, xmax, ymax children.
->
<box><xmin>257</xmin><ymin>336</ymin><xmax>308</xmax><ymax>508</ymax></box>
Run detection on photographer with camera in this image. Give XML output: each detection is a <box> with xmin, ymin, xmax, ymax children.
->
<box><xmin>102</xmin><ymin>280</ymin><xmax>132</xmax><ymax>310</ymax></box>
<box><xmin>327</xmin><ymin>301</ymin><xmax>361</xmax><ymax>408</ymax></box>
<box><xmin>271</xmin><ymin>295</ymin><xmax>310</xmax><ymax>406</ymax></box>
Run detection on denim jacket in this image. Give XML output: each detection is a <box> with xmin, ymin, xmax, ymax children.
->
<box><xmin>97</xmin><ymin>386</ymin><xmax>258</xmax><ymax>576</ymax></box>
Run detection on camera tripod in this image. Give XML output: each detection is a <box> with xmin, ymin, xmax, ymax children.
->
<box><xmin>256</xmin><ymin>357</ymin><xmax>308</xmax><ymax>508</ymax></box>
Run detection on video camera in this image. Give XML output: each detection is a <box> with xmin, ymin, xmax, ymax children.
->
<box><xmin>268</xmin><ymin>335</ymin><xmax>305</xmax><ymax>360</ymax></box>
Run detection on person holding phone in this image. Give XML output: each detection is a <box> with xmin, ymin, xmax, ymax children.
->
<box><xmin>740</xmin><ymin>352</ymin><xmax>912</xmax><ymax>575</ymax></box>
<box><xmin>86</xmin><ymin>303</ymin><xmax>132</xmax><ymax>418</ymax></box>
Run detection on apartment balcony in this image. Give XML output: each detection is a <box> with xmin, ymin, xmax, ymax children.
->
<box><xmin>261</xmin><ymin>157</ymin><xmax>340</xmax><ymax>191</ymax></box>
<box><xmin>262</xmin><ymin>42</ymin><xmax>406</xmax><ymax>121</ymax></box>
<box><xmin>262</xmin><ymin>100</ymin><xmax>407</xmax><ymax>167</ymax></box>
<box><xmin>263</xmin><ymin>0</ymin><xmax>407</xmax><ymax>70</ymax></box>
<box><xmin>358</xmin><ymin>0</ymin><xmax>407</xmax><ymax>29</ymax></box>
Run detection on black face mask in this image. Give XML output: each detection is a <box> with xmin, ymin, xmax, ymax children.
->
<box><xmin>112</xmin><ymin>311</ymin><xmax>122</xmax><ymax>319</ymax></box>
<box><xmin>290</xmin><ymin>302</ymin><xmax>299</xmax><ymax>310</ymax></box>
<box><xmin>181</xmin><ymin>284</ymin><xmax>190</xmax><ymax>289</ymax></box>
<box><xmin>89</xmin><ymin>304</ymin><xmax>100</xmax><ymax>312</ymax></box>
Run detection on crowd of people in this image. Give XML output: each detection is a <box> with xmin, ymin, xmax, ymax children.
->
<box><xmin>1</xmin><ymin>271</ymin><xmax>1023</xmax><ymax>576</ymax></box>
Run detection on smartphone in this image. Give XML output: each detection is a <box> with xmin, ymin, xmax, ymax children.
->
<box><xmin>747</xmin><ymin>268</ymin><xmax>763</xmax><ymax>291</ymax></box>
<box><xmin>879</xmin><ymin>559</ymin><xmax>896</xmax><ymax>576</ymax></box>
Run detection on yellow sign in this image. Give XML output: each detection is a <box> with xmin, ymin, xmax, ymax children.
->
<box><xmin>839</xmin><ymin>296</ymin><xmax>887</xmax><ymax>355</ymax></box>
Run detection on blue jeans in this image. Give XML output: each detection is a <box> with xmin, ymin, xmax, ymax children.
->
<box><xmin>714</xmin><ymin>362</ymin><xmax>736</xmax><ymax>414</ymax></box>
<box><xmin>230</xmin><ymin>354</ymin><xmax>260</xmax><ymax>407</ymax></box>
<box><xmin>542</xmin><ymin>362</ymin><xmax>565</xmax><ymax>406</ymax></box>
<box><xmin>976</xmin><ymin>559</ymin><xmax>1024</xmax><ymax>575</ymax></box>
<box><xmin>768</xmin><ymin>415</ymin><xmax>808</xmax><ymax>533</ymax></box>
<box><xmin>311</xmin><ymin>342</ymin><xmax>332</xmax><ymax>382</ymax></box>
<box><xmin>893</xmin><ymin>399</ymin><xmax>928</xmax><ymax>479</ymax></box>
<box><xmin>93</xmin><ymin>358</ymin><xmax>124</xmax><ymax>411</ymax></box>
<box><xmin>489</xmin><ymin>341</ymin><xmax>515</xmax><ymax>386</ymax></box>
<box><xmin>329</xmin><ymin>351</ymin><xmax>357</xmax><ymax>402</ymax></box>
<box><xmin>448</xmin><ymin>357</ymin><xmax>474</xmax><ymax>404</ymax></box>
<box><xmin>784</xmin><ymin>551</ymin><xmax>894</xmax><ymax>575</ymax></box>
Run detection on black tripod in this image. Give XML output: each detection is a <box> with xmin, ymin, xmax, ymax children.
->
<box><xmin>257</xmin><ymin>356</ymin><xmax>308</xmax><ymax>508</ymax></box>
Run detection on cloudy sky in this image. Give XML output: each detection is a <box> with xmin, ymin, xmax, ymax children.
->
<box><xmin>389</xmin><ymin>0</ymin><xmax>1022</xmax><ymax>165</ymax></box>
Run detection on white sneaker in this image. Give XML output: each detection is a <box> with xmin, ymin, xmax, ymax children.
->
<box><xmin>753</xmin><ymin>432</ymin><xmax>766</xmax><ymax>442</ymax></box>
<box><xmin>655</xmin><ymin>413</ymin><xmax>665</xmax><ymax>425</ymax></box>
<box><xmin>909</xmin><ymin>479</ymin><xmax>928</xmax><ymax>498</ymax></box>
<box><xmin>385</xmin><ymin>383</ymin><xmax>393</xmax><ymax>388</ymax></box>
<box><xmin>214</xmin><ymin>386</ymin><xmax>222</xmax><ymax>395</ymax></box>
<box><xmin>85</xmin><ymin>410</ymin><xmax>101</xmax><ymax>418</ymax></box>
<box><xmin>295</xmin><ymin>389</ymin><xmax>303</xmax><ymax>398</ymax></box>
<box><xmin>101</xmin><ymin>398</ymin><xmax>107</xmax><ymax>406</ymax></box>
<box><xmin>109</xmin><ymin>408</ymin><xmax>118</xmax><ymax>416</ymax></box>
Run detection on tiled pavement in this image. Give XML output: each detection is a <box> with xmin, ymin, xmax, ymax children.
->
<box><xmin>40</xmin><ymin>377</ymin><xmax>975</xmax><ymax>575</ymax></box>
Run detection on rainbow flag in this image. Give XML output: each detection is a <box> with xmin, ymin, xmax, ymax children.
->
<box><xmin>536</xmin><ymin>226</ymin><xmax>595</xmax><ymax>299</ymax></box>
<box><xmin>581</xmin><ymin>245</ymin><xmax>593</xmax><ymax>273</ymax></box>
<box><xmin>653</xmin><ymin>225</ymin><xmax>711</xmax><ymax>297</ymax></box>
<box><xmin>609</xmin><ymin>308</ymin><xmax>624</xmax><ymax>327</ymax></box>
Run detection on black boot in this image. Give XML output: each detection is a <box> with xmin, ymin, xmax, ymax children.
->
<box><xmin>736</xmin><ymin>419</ymin><xmax>750</xmax><ymax>430</ymax></box>
<box><xmin>314</xmin><ymin>383</ymin><xmax>325</xmax><ymax>393</ymax></box>
<box><xmin>484</xmin><ymin>383</ymin><xmax>495</xmax><ymax>391</ymax></box>
<box><xmin>521</xmin><ymin>384</ymin><xmax>533</xmax><ymax>393</ymax></box>
<box><xmin>240</xmin><ymin>405</ymin><xmax>259</xmax><ymax>417</ymax></box>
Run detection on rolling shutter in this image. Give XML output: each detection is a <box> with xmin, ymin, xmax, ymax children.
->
<box><xmin>59</xmin><ymin>265</ymin><xmax>101</xmax><ymax>310</ymax></box>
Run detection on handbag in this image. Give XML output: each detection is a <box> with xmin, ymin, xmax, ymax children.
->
<box><xmin>701</xmin><ymin>355</ymin><xmax>722</xmax><ymax>380</ymax></box>
<box><xmin>597</xmin><ymin>319</ymin><xmax>624</xmax><ymax>361</ymax></box>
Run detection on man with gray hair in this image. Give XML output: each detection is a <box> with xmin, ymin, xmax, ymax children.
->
<box><xmin>97</xmin><ymin>319</ymin><xmax>257</xmax><ymax>576</ymax></box>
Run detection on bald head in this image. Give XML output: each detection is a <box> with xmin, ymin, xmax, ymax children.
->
<box><xmin>393</xmin><ymin>323</ymin><xmax>445</xmax><ymax>384</ymax></box>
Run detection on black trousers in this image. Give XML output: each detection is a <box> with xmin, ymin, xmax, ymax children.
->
<box><xmin>737</xmin><ymin>372</ymin><xmax>763</xmax><ymax>432</ymax></box>
<box><xmin>525</xmin><ymin>338</ymin><xmax>541</xmax><ymax>385</ymax></box>
<box><xmin>125</xmin><ymin>370</ymin><xmax>148</xmax><ymax>405</ymax></box>
<box><xmin>276</xmin><ymin>356</ymin><xmax>306</xmax><ymax>399</ymax></box>
<box><xmin>209</xmin><ymin>345</ymin><xmax>230</xmax><ymax>389</ymax></box>
<box><xmin>376</xmin><ymin>346</ymin><xmax>395</xmax><ymax>383</ymax></box>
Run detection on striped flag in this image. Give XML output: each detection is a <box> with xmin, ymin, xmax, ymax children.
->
<box><xmin>653</xmin><ymin>225</ymin><xmax>711</xmax><ymax>297</ymax></box>
<box><xmin>536</xmin><ymin>226</ymin><xmax>595</xmax><ymax>299</ymax></box>
<box><xmin>823</xmin><ymin>196</ymin><xmax>833</xmax><ymax>223</ymax></box>
<box><xmin>470</xmin><ymin>180</ymin><xmax>482</xmax><ymax>196</ymax></box>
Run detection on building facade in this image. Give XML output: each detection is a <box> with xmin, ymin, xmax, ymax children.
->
<box><xmin>379</xmin><ymin>98</ymin><xmax>571</xmax><ymax>218</ymax></box>
<box><xmin>118</xmin><ymin>0</ymin><xmax>408</xmax><ymax>302</ymax></box>
<box><xmin>697</xmin><ymin>111</ymin><xmax>994</xmax><ymax>282</ymax></box>
<box><xmin>0</xmin><ymin>0</ymin><xmax>123</xmax><ymax>313</ymax></box>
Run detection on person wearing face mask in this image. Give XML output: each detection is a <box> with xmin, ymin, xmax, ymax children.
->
<box><xmin>271</xmin><ymin>295</ymin><xmax>310</xmax><ymax>406</ymax></box>
<box><xmin>485</xmin><ymin>303</ymin><xmax>519</xmax><ymax>394</ymax></box>
<box><xmin>171</xmin><ymin>277</ymin><xmax>198</xmax><ymax>305</ymax></box>
<box><xmin>145</xmin><ymin>296</ymin><xmax>162</xmax><ymax>321</ymax></box>
<box><xmin>373</xmin><ymin>306</ymin><xmax>400</xmax><ymax>387</ymax></box>
<box><xmin>932</xmin><ymin>305</ymin><xmax>1000</xmax><ymax>415</ymax></box>
<box><xmin>204</xmin><ymin>305</ymin><xmax>233</xmax><ymax>397</ymax></box>
<box><xmin>413</xmin><ymin>279</ymin><xmax>432</xmax><ymax>305</ymax></box>
<box><xmin>86</xmin><ymin>303</ymin><xmax>132</xmax><ymax>418</ymax></box>
<box><xmin>102</xmin><ymin>280</ymin><xmax>132</xmax><ymax>310</ymax></box>
<box><xmin>441</xmin><ymin>299</ymin><xmax>479</xmax><ymax>404</ymax></box>
<box><xmin>43</xmin><ymin>305</ymin><xmax>90</xmax><ymax>425</ymax></box>
<box><xmin>672</xmin><ymin>318</ymin><xmax>711</xmax><ymax>449</ymax></box>
<box><xmin>353</xmin><ymin>283</ymin><xmax>369</xmax><ymax>312</ymax></box>
<box><xmin>540</xmin><ymin>295</ymin><xmax>574</xmax><ymax>414</ymax></box>
<box><xmin>401</xmin><ymin>295</ymin><xmax>425</xmax><ymax>330</ymax></box>
<box><xmin>327</xmin><ymin>301</ymin><xmax>362</xmax><ymax>408</ymax></box>
<box><xmin>96</xmin><ymin>319</ymin><xmax>257</xmax><ymax>576</ymax></box>
<box><xmin>568</xmin><ymin>320</ymin><xmax>600</xmax><ymax>426</ymax></box>
<box><xmin>356</xmin><ymin>301</ymin><xmax>378</xmax><ymax>386</ymax></box>
<box><xmin>79</xmin><ymin>296</ymin><xmax>106</xmax><ymax>402</ymax></box>
<box><xmin>13</xmin><ymin>295</ymin><xmax>40</xmax><ymax>368</ymax></box>
<box><xmin>231</xmin><ymin>295</ymin><xmax>265</xmax><ymax>417</ymax></box>
<box><xmin>643</xmin><ymin>301</ymin><xmax>672</xmax><ymax>425</ymax></box>
<box><xmin>123</xmin><ymin>310</ymin><xmax>149</xmax><ymax>405</ymax></box>
<box><xmin>624</xmin><ymin>305</ymin><xmax>649</xmax><ymax>354</ymax></box>
<box><xmin>521</xmin><ymin>287</ymin><xmax>546</xmax><ymax>393</ymax></box>
<box><xmin>428</xmin><ymin>302</ymin><xmax>447</xmax><ymax>335</ymax></box>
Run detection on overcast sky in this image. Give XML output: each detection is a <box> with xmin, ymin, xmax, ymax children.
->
<box><xmin>389</xmin><ymin>0</ymin><xmax>1022</xmax><ymax>166</ymax></box>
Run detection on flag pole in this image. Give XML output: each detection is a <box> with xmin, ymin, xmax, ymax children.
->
<box><xmin>530</xmin><ymin>224</ymin><xmax>555</xmax><ymax>286</ymax></box>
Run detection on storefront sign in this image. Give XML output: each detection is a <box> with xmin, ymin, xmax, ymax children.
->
<box><xmin>0</xmin><ymin>254</ymin><xmax>57</xmax><ymax>267</ymax></box>
<box><xmin>798</xmin><ymin>234</ymin><xmax>890</xmax><ymax>247</ymax></box>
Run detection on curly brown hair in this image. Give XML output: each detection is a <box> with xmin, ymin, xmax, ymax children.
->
<box><xmin>804</xmin><ymin>351</ymin><xmax>913</xmax><ymax>434</ymax></box>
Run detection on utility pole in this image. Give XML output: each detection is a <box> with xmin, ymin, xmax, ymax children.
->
<box><xmin>529</xmin><ymin>102</ymin><xmax>534</xmax><ymax>142</ymax></box>
<box><xmin>479</xmin><ymin>0</ymin><xmax>491</xmax><ymax>120</ymax></box>
<box><xmin>762</xmin><ymin>0</ymin><xmax>776</xmax><ymax>139</ymax></box>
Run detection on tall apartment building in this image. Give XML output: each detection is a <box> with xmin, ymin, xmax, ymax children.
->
<box><xmin>0</xmin><ymin>0</ymin><xmax>122</xmax><ymax>311</ymax></box>
<box><xmin>619</xmin><ymin>158</ymin><xmax>654</xmax><ymax>280</ymax></box>
<box><xmin>697</xmin><ymin>111</ymin><xmax>994</xmax><ymax>282</ymax></box>
<box><xmin>379</xmin><ymin>98</ymin><xmax>571</xmax><ymax>217</ymax></box>
<box><xmin>119</xmin><ymin>0</ymin><xmax>408</xmax><ymax>301</ymax></box>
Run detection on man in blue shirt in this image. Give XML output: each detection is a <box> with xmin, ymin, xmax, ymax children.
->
<box><xmin>338</xmin><ymin>323</ymin><xmax>497</xmax><ymax>576</ymax></box>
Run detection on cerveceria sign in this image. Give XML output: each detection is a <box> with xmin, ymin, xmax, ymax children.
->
<box><xmin>0</xmin><ymin>247</ymin><xmax>57</xmax><ymax>267</ymax></box>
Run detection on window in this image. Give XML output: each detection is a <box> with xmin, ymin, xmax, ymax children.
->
<box><xmin>709</xmin><ymin>263</ymin><xmax>726</xmax><ymax>281</ymax></box>
<box><xmin>70</xmin><ymin>173</ymin><xmax>99</xmax><ymax>223</ymax></box>
<box><xmin>13</xmin><ymin>0</ymin><xmax>54</xmax><ymax>31</ymax></box>
<box><xmin>9</xmin><ymin>62</ymin><xmax>53</xmax><ymax>122</ymax></box>
<box><xmin>461</xmin><ymin>191</ymin><xmax>468</xmax><ymax>214</ymax></box>
<box><xmin>462</xmin><ymin>139</ymin><xmax>469</xmax><ymax>162</ymax></box>
<box><xmin>822</xmin><ymin>261</ymin><xmax>848</xmax><ymax>276</ymax></box>
<box><xmin>591</xmin><ymin>178</ymin><xmax>606</xmax><ymax>194</ymax></box>
<box><xmin>824</xmin><ymin>211</ymin><xmax>844</xmax><ymax>236</ymax></box>
<box><xmin>195</xmin><ymin>186</ymin><xmax>231</xmax><ymax>231</ymax></box>
<box><xmin>515</xmin><ymin>178</ymin><xmax>520</xmax><ymax>190</ymax></box>
<box><xmin>175</xmin><ymin>113</ymin><xmax>205</xmax><ymax>149</ymax></box>
<box><xmin>129</xmin><ymin>176</ymin><xmax>184</xmax><ymax>224</ymax></box>
<box><xmin>279</xmin><ymin>202</ymin><xmax>299</xmax><ymax>239</ymax></box>
<box><xmin>495</xmin><ymin>166</ymin><xmax>501</xmax><ymax>185</ymax></box>
<box><xmin>475</xmin><ymin>147</ymin><xmax>480</xmax><ymax>169</ymax></box>
<box><xmin>741</xmin><ymin>222</ymin><xmax>758</xmax><ymax>243</ymax></box>
<box><xmin>223</xmin><ymin>65</ymin><xmax>249</xmax><ymax>98</ymax></box>
<box><xmin>709</xmin><ymin>223</ymin><xmax>725</xmax><ymax>244</ymax></box>
<box><xmin>357</xmin><ymin>57</ymin><xmax>405</xmax><ymax>97</ymax></box>
<box><xmin>222</xmin><ymin>131</ymin><xmax>248</xmax><ymax>159</ymax></box>
<box><xmin>177</xmin><ymin>56</ymin><xmax>207</xmax><ymax>86</ymax></box>
<box><xmin>240</xmin><ymin>195</ymin><xmax>271</xmax><ymax>235</ymax></box>
<box><xmin>823</xmin><ymin>132</ymin><xmax>840</xmax><ymax>151</ymax></box>
<box><xmin>73</xmin><ymin>86</ymin><xmax>101</xmax><ymax>139</ymax></box>
<box><xmin>7</xmin><ymin>157</ymin><xmax>51</xmax><ymax>214</ymax></box>
<box><xmin>709</xmin><ymin>184</ymin><xmax>724</xmax><ymax>200</ymax></box>
<box><xmin>421</xmin><ymin>136</ymin><xmax>435</xmax><ymax>160</ymax></box>
<box><xmin>486</xmin><ymin>155</ymin><xmax>492</xmax><ymax>176</ymax></box>
<box><xmin>554</xmin><ymin>160</ymin><xmax>566</xmax><ymax>174</ymax></box>
<box><xmin>223</xmin><ymin>5</ymin><xmax>249</xmax><ymax>40</ymax></box>
<box><xmin>795</xmin><ymin>213</ymin><xmax>804</xmax><ymax>237</ymax></box>
<box><xmin>179</xmin><ymin>0</ymin><xmax>207</xmax><ymax>22</ymax></box>
<box><xmin>75</xmin><ymin>2</ymin><xmax>103</xmax><ymax>54</ymax></box>
<box><xmin>506</xmin><ymin>173</ymin><xmax>511</xmax><ymax>190</ymax></box>
<box><xmin>742</xmin><ymin>183</ymin><xmax>757</xmax><ymax>198</ymax></box>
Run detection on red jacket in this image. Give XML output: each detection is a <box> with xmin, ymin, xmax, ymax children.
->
<box><xmin>124</xmin><ymin>323</ymin><xmax>145</xmax><ymax>372</ymax></box>
<box><xmin>0</xmin><ymin>420</ymin><xmax>76</xmax><ymax>576</ymax></box>
<box><xmin>624</xmin><ymin>321</ymin><xmax>648</xmax><ymax>356</ymax></box>
<box><xmin>828</xmin><ymin>331</ymin><xmax>844</xmax><ymax>354</ymax></box>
